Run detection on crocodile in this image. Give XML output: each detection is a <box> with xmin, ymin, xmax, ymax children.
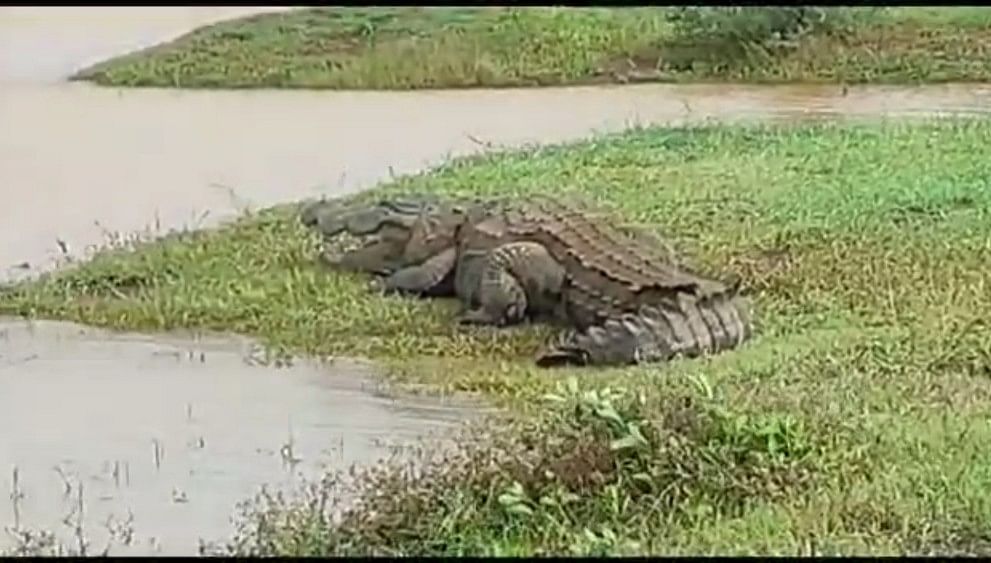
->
<box><xmin>300</xmin><ymin>194</ymin><xmax>754</xmax><ymax>367</ymax></box>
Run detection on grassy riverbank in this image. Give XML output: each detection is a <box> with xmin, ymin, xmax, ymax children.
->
<box><xmin>3</xmin><ymin>119</ymin><xmax>991</xmax><ymax>555</ymax></box>
<box><xmin>71</xmin><ymin>7</ymin><xmax>991</xmax><ymax>89</ymax></box>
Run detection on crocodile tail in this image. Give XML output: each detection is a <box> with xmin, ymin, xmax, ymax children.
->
<box><xmin>536</xmin><ymin>289</ymin><xmax>753</xmax><ymax>368</ymax></box>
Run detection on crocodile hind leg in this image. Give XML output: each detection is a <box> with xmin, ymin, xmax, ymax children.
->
<box><xmin>457</xmin><ymin>241</ymin><xmax>566</xmax><ymax>327</ymax></box>
<box><xmin>536</xmin><ymin>290</ymin><xmax>753</xmax><ymax>367</ymax></box>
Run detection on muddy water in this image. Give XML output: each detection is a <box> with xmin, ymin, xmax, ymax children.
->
<box><xmin>4</xmin><ymin>83</ymin><xmax>991</xmax><ymax>282</ymax></box>
<box><xmin>0</xmin><ymin>318</ymin><xmax>478</xmax><ymax>555</ymax></box>
<box><xmin>3</xmin><ymin>8</ymin><xmax>991</xmax><ymax>280</ymax></box>
<box><xmin>1</xmin><ymin>7</ymin><xmax>991</xmax><ymax>554</ymax></box>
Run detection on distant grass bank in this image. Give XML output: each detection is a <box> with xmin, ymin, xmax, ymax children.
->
<box><xmin>3</xmin><ymin>119</ymin><xmax>991</xmax><ymax>555</ymax></box>
<box><xmin>71</xmin><ymin>7</ymin><xmax>991</xmax><ymax>89</ymax></box>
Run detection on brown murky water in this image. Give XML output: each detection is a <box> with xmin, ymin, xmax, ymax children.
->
<box><xmin>0</xmin><ymin>318</ymin><xmax>479</xmax><ymax>555</ymax></box>
<box><xmin>4</xmin><ymin>82</ymin><xmax>990</xmax><ymax>281</ymax></box>
<box><xmin>2</xmin><ymin>8</ymin><xmax>991</xmax><ymax>280</ymax></box>
<box><xmin>1</xmin><ymin>7</ymin><xmax>990</xmax><ymax>555</ymax></box>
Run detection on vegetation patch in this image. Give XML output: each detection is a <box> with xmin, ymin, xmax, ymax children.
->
<box><xmin>3</xmin><ymin>119</ymin><xmax>990</xmax><ymax>554</ymax></box>
<box><xmin>71</xmin><ymin>7</ymin><xmax>991</xmax><ymax>89</ymax></box>
<box><xmin>211</xmin><ymin>380</ymin><xmax>870</xmax><ymax>556</ymax></box>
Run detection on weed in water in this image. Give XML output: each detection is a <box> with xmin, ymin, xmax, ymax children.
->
<box><xmin>2</xmin><ymin>468</ymin><xmax>137</xmax><ymax>557</ymax></box>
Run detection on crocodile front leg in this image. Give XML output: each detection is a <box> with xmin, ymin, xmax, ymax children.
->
<box><xmin>457</xmin><ymin>241</ymin><xmax>566</xmax><ymax>327</ymax></box>
<box><xmin>535</xmin><ymin>290</ymin><xmax>753</xmax><ymax>367</ymax></box>
<box><xmin>377</xmin><ymin>246</ymin><xmax>458</xmax><ymax>296</ymax></box>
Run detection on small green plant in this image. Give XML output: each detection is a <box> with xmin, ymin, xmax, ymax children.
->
<box><xmin>205</xmin><ymin>374</ymin><xmax>855</xmax><ymax>556</ymax></box>
<box><xmin>665</xmin><ymin>7</ymin><xmax>879</xmax><ymax>47</ymax></box>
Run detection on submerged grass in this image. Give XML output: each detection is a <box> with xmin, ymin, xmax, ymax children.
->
<box><xmin>4</xmin><ymin>119</ymin><xmax>991</xmax><ymax>554</ymax></box>
<box><xmin>71</xmin><ymin>7</ymin><xmax>991</xmax><ymax>89</ymax></box>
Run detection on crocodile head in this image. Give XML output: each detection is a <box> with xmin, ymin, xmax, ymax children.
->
<box><xmin>300</xmin><ymin>195</ymin><xmax>470</xmax><ymax>275</ymax></box>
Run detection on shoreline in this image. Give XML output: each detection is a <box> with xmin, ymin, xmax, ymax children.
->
<box><xmin>69</xmin><ymin>7</ymin><xmax>991</xmax><ymax>91</ymax></box>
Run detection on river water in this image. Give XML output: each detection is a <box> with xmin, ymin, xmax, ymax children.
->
<box><xmin>1</xmin><ymin>6</ymin><xmax>990</xmax><ymax>556</ymax></box>
<box><xmin>0</xmin><ymin>318</ymin><xmax>477</xmax><ymax>555</ymax></box>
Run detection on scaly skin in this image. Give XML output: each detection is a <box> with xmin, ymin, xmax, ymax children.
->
<box><xmin>300</xmin><ymin>197</ymin><xmax>422</xmax><ymax>276</ymax></box>
<box><xmin>299</xmin><ymin>195</ymin><xmax>466</xmax><ymax>296</ymax></box>
<box><xmin>301</xmin><ymin>194</ymin><xmax>755</xmax><ymax>367</ymax></box>
<box><xmin>444</xmin><ymin>196</ymin><xmax>753</xmax><ymax>366</ymax></box>
<box><xmin>438</xmin><ymin>199</ymin><xmax>752</xmax><ymax>367</ymax></box>
<box><xmin>450</xmin><ymin>197</ymin><xmax>700</xmax><ymax>324</ymax></box>
<box><xmin>455</xmin><ymin>241</ymin><xmax>567</xmax><ymax>327</ymax></box>
<box><xmin>537</xmin><ymin>284</ymin><xmax>753</xmax><ymax>367</ymax></box>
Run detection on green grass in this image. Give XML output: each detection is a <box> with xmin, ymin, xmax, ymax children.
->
<box><xmin>3</xmin><ymin>119</ymin><xmax>991</xmax><ymax>555</ymax></box>
<box><xmin>70</xmin><ymin>7</ymin><xmax>991</xmax><ymax>89</ymax></box>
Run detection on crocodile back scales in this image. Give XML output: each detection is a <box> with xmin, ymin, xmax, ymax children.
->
<box><xmin>454</xmin><ymin>196</ymin><xmax>753</xmax><ymax>360</ymax></box>
<box><xmin>459</xmin><ymin>199</ymin><xmax>719</xmax><ymax>316</ymax></box>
